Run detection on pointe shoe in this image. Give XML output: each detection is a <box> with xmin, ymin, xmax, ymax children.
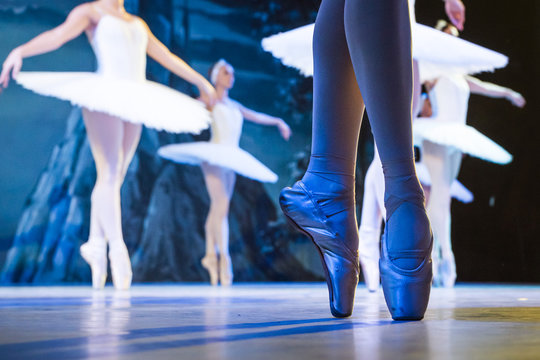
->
<box><xmin>358</xmin><ymin>227</ymin><xmax>381</xmax><ymax>292</ymax></box>
<box><xmin>201</xmin><ymin>255</ymin><xmax>219</xmax><ymax>286</ymax></box>
<box><xmin>380</xmin><ymin>203</ymin><xmax>433</xmax><ymax>321</ymax></box>
<box><xmin>280</xmin><ymin>181</ymin><xmax>359</xmax><ymax>318</ymax></box>
<box><xmin>108</xmin><ymin>242</ymin><xmax>132</xmax><ymax>290</ymax></box>
<box><xmin>219</xmin><ymin>254</ymin><xmax>233</xmax><ymax>286</ymax></box>
<box><xmin>80</xmin><ymin>238</ymin><xmax>107</xmax><ymax>290</ymax></box>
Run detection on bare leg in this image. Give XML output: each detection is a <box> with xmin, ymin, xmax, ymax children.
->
<box><xmin>202</xmin><ymin>164</ymin><xmax>236</xmax><ymax>286</ymax></box>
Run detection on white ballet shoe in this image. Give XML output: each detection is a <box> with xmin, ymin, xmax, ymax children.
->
<box><xmin>440</xmin><ymin>255</ymin><xmax>457</xmax><ymax>288</ymax></box>
<box><xmin>219</xmin><ymin>254</ymin><xmax>233</xmax><ymax>286</ymax></box>
<box><xmin>358</xmin><ymin>227</ymin><xmax>380</xmax><ymax>292</ymax></box>
<box><xmin>108</xmin><ymin>242</ymin><xmax>132</xmax><ymax>291</ymax></box>
<box><xmin>80</xmin><ymin>237</ymin><xmax>107</xmax><ymax>290</ymax></box>
<box><xmin>431</xmin><ymin>250</ymin><xmax>443</xmax><ymax>287</ymax></box>
<box><xmin>201</xmin><ymin>255</ymin><xmax>219</xmax><ymax>286</ymax></box>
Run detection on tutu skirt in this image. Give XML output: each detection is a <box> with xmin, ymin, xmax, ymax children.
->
<box><xmin>262</xmin><ymin>23</ymin><xmax>507</xmax><ymax>79</ymax></box>
<box><xmin>414</xmin><ymin>119</ymin><xmax>513</xmax><ymax>165</ymax></box>
<box><xmin>158</xmin><ymin>142</ymin><xmax>278</xmax><ymax>183</ymax></box>
<box><xmin>15</xmin><ymin>71</ymin><xmax>211</xmax><ymax>134</ymax></box>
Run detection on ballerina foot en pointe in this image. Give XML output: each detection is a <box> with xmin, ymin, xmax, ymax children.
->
<box><xmin>379</xmin><ymin>166</ymin><xmax>433</xmax><ymax>321</ymax></box>
<box><xmin>80</xmin><ymin>237</ymin><xmax>107</xmax><ymax>290</ymax></box>
<box><xmin>201</xmin><ymin>253</ymin><xmax>233</xmax><ymax>286</ymax></box>
<box><xmin>109</xmin><ymin>241</ymin><xmax>133</xmax><ymax>290</ymax></box>
<box><xmin>280</xmin><ymin>167</ymin><xmax>360</xmax><ymax>318</ymax></box>
<box><xmin>80</xmin><ymin>239</ymin><xmax>133</xmax><ymax>290</ymax></box>
<box><xmin>201</xmin><ymin>255</ymin><xmax>219</xmax><ymax>286</ymax></box>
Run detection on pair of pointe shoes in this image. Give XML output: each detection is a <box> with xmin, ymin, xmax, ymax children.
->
<box><xmin>280</xmin><ymin>181</ymin><xmax>432</xmax><ymax>320</ymax></box>
<box><xmin>80</xmin><ymin>238</ymin><xmax>132</xmax><ymax>290</ymax></box>
<box><xmin>201</xmin><ymin>254</ymin><xmax>233</xmax><ymax>286</ymax></box>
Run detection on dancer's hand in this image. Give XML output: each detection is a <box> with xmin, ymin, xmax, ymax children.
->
<box><xmin>277</xmin><ymin>119</ymin><xmax>292</xmax><ymax>141</ymax></box>
<box><xmin>507</xmin><ymin>91</ymin><xmax>526</xmax><ymax>108</ymax></box>
<box><xmin>0</xmin><ymin>48</ymin><xmax>23</xmax><ymax>91</ymax></box>
<box><xmin>198</xmin><ymin>81</ymin><xmax>217</xmax><ymax>108</ymax></box>
<box><xmin>445</xmin><ymin>0</ymin><xmax>465</xmax><ymax>31</ymax></box>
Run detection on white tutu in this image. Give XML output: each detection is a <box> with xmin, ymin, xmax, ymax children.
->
<box><xmin>262</xmin><ymin>23</ymin><xmax>507</xmax><ymax>79</ymax></box>
<box><xmin>416</xmin><ymin>162</ymin><xmax>474</xmax><ymax>203</ymax></box>
<box><xmin>158</xmin><ymin>142</ymin><xmax>278</xmax><ymax>183</ymax></box>
<box><xmin>15</xmin><ymin>72</ymin><xmax>211</xmax><ymax>134</ymax></box>
<box><xmin>413</xmin><ymin>24</ymin><xmax>507</xmax><ymax>81</ymax></box>
<box><xmin>414</xmin><ymin>119</ymin><xmax>513</xmax><ymax>165</ymax></box>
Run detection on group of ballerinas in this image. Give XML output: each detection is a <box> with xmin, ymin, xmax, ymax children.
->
<box><xmin>1</xmin><ymin>0</ymin><xmax>526</xmax><ymax>322</ymax></box>
<box><xmin>0</xmin><ymin>0</ymin><xmax>290</xmax><ymax>290</ymax></box>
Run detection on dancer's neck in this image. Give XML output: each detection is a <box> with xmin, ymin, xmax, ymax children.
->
<box><xmin>216</xmin><ymin>87</ymin><xmax>229</xmax><ymax>102</ymax></box>
<box><xmin>100</xmin><ymin>0</ymin><xmax>125</xmax><ymax>12</ymax></box>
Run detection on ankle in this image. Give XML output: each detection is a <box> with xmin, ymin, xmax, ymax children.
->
<box><xmin>88</xmin><ymin>236</ymin><xmax>106</xmax><ymax>244</ymax></box>
<box><xmin>382</xmin><ymin>157</ymin><xmax>425</xmax><ymax>220</ymax></box>
<box><xmin>302</xmin><ymin>154</ymin><xmax>356</xmax><ymax>191</ymax></box>
<box><xmin>109</xmin><ymin>240</ymin><xmax>128</xmax><ymax>253</ymax></box>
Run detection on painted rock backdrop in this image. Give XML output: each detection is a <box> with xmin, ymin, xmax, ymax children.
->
<box><xmin>0</xmin><ymin>0</ymin><xmax>373</xmax><ymax>284</ymax></box>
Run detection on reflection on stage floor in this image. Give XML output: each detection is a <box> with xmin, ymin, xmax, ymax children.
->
<box><xmin>0</xmin><ymin>284</ymin><xmax>539</xmax><ymax>359</ymax></box>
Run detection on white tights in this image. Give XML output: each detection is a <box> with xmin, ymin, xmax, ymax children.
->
<box><xmin>423</xmin><ymin>140</ymin><xmax>462</xmax><ymax>287</ymax></box>
<box><xmin>201</xmin><ymin>163</ymin><xmax>236</xmax><ymax>281</ymax></box>
<box><xmin>82</xmin><ymin>109</ymin><xmax>141</xmax><ymax>249</ymax></box>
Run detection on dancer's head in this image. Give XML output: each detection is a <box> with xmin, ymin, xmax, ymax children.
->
<box><xmin>209</xmin><ymin>59</ymin><xmax>235</xmax><ymax>90</ymax></box>
<box><xmin>435</xmin><ymin>20</ymin><xmax>459</xmax><ymax>37</ymax></box>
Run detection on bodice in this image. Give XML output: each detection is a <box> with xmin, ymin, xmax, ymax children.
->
<box><xmin>428</xmin><ymin>74</ymin><xmax>470</xmax><ymax>124</ymax></box>
<box><xmin>91</xmin><ymin>15</ymin><xmax>148</xmax><ymax>81</ymax></box>
<box><xmin>210</xmin><ymin>102</ymin><xmax>244</xmax><ymax>146</ymax></box>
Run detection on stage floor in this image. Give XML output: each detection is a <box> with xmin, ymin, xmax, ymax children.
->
<box><xmin>0</xmin><ymin>284</ymin><xmax>539</xmax><ymax>359</ymax></box>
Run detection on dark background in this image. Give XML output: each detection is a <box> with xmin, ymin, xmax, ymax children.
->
<box><xmin>0</xmin><ymin>0</ymin><xmax>538</xmax><ymax>283</ymax></box>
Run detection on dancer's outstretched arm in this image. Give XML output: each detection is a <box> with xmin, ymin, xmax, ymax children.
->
<box><xmin>236</xmin><ymin>103</ymin><xmax>291</xmax><ymax>140</ymax></box>
<box><xmin>142</xmin><ymin>23</ymin><xmax>216</xmax><ymax>107</ymax></box>
<box><xmin>0</xmin><ymin>4</ymin><xmax>93</xmax><ymax>89</ymax></box>
<box><xmin>466</xmin><ymin>76</ymin><xmax>526</xmax><ymax>107</ymax></box>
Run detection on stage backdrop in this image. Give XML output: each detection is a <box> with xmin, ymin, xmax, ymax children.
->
<box><xmin>0</xmin><ymin>0</ymin><xmax>538</xmax><ymax>284</ymax></box>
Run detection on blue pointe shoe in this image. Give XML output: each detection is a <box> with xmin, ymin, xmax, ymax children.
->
<box><xmin>380</xmin><ymin>202</ymin><xmax>433</xmax><ymax>321</ymax></box>
<box><xmin>280</xmin><ymin>181</ymin><xmax>359</xmax><ymax>318</ymax></box>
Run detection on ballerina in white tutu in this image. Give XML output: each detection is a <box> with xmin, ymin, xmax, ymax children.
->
<box><xmin>0</xmin><ymin>0</ymin><xmax>216</xmax><ymax>290</ymax></box>
<box><xmin>159</xmin><ymin>59</ymin><xmax>291</xmax><ymax>286</ymax></box>
<box><xmin>416</xmin><ymin>20</ymin><xmax>525</xmax><ymax>287</ymax></box>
